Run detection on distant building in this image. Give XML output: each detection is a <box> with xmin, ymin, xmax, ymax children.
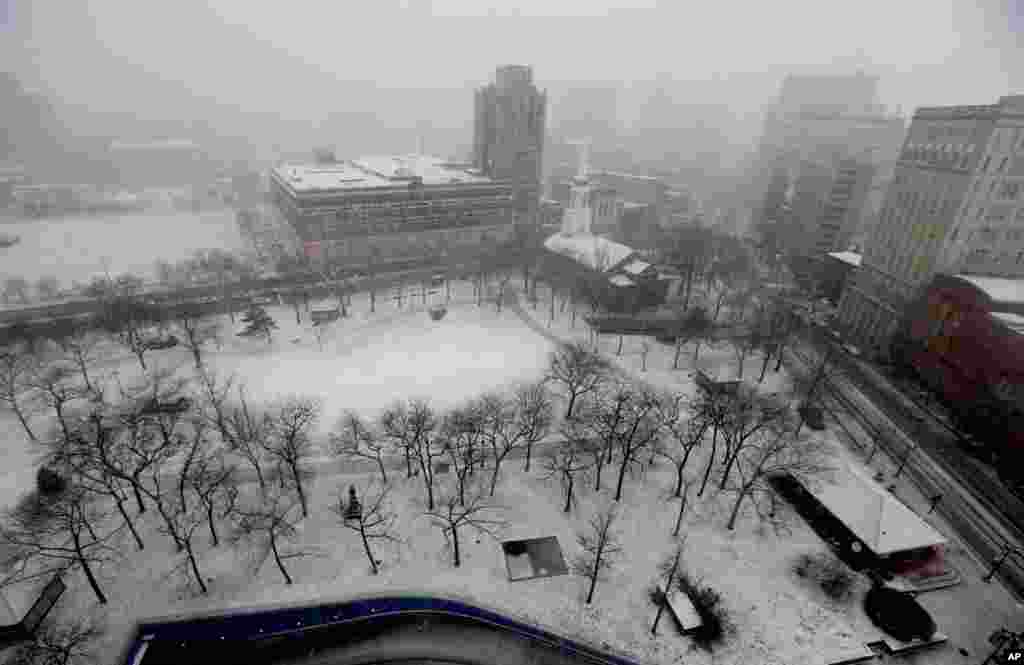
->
<box><xmin>839</xmin><ymin>95</ymin><xmax>1024</xmax><ymax>352</ymax></box>
<box><xmin>269</xmin><ymin>155</ymin><xmax>516</xmax><ymax>269</ymax></box>
<box><xmin>107</xmin><ymin>138</ymin><xmax>213</xmax><ymax>189</ymax></box>
<box><xmin>539</xmin><ymin>233</ymin><xmax>668</xmax><ymax>312</ymax></box>
<box><xmin>749</xmin><ymin>73</ymin><xmax>905</xmax><ymax>247</ymax></box>
<box><xmin>548</xmin><ymin>84</ymin><xmax>620</xmax><ymax>144</ymax></box>
<box><xmin>473</xmin><ymin>65</ymin><xmax>547</xmax><ymax>226</ymax></box>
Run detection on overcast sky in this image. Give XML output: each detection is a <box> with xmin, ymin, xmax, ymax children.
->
<box><xmin>3</xmin><ymin>0</ymin><xmax>1022</xmax><ymax>144</ymax></box>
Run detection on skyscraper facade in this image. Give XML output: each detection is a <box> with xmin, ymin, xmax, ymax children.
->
<box><xmin>473</xmin><ymin>65</ymin><xmax>547</xmax><ymax>226</ymax></box>
<box><xmin>838</xmin><ymin>95</ymin><xmax>1024</xmax><ymax>352</ymax></box>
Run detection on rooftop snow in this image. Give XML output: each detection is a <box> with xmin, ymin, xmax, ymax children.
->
<box><xmin>955</xmin><ymin>274</ymin><xmax>1024</xmax><ymax>306</ymax></box>
<box><xmin>808</xmin><ymin>462</ymin><xmax>946</xmax><ymax>556</ymax></box>
<box><xmin>542</xmin><ymin>233</ymin><xmax>635</xmax><ymax>272</ymax></box>
<box><xmin>608</xmin><ymin>274</ymin><xmax>635</xmax><ymax>287</ymax></box>
<box><xmin>991</xmin><ymin>311</ymin><xmax>1024</xmax><ymax>334</ymax></box>
<box><xmin>275</xmin><ymin>155</ymin><xmax>492</xmax><ymax>193</ymax></box>
<box><xmin>827</xmin><ymin>251</ymin><xmax>863</xmax><ymax>267</ymax></box>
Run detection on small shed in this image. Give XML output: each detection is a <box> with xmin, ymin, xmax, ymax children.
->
<box><xmin>807</xmin><ymin>462</ymin><xmax>948</xmax><ymax>577</ymax></box>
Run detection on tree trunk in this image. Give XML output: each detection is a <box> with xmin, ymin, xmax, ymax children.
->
<box><xmin>292</xmin><ymin>466</ymin><xmax>309</xmax><ymax>517</ymax></box>
<box><xmin>116</xmin><ymin>499</ymin><xmax>145</xmax><ymax>550</ymax></box>
<box><xmin>593</xmin><ymin>453</ymin><xmax>604</xmax><ymax>492</ymax></box>
<box><xmin>698</xmin><ymin>427</ymin><xmax>718</xmax><ymax>497</ymax></box>
<box><xmin>565</xmin><ymin>392</ymin><xmax>577</xmax><ymax>420</ymax></box>
<box><xmin>489</xmin><ymin>456</ymin><xmax>502</xmax><ymax>496</ymax></box>
<box><xmin>376</xmin><ymin>456</ymin><xmax>388</xmax><ymax>484</ymax></box>
<box><xmin>523</xmin><ymin>440</ymin><xmax>533</xmax><ymax>472</ymax></box>
<box><xmin>614</xmin><ymin>454</ymin><xmax>630</xmax><ymax>501</ymax></box>
<box><xmin>617</xmin><ymin>335</ymin><xmax>623</xmax><ymax>356</ymax></box>
<box><xmin>206</xmin><ymin>504</ymin><xmax>219</xmax><ymax>547</ymax></box>
<box><xmin>77</xmin><ymin>357</ymin><xmax>95</xmax><ymax>394</ymax></box>
<box><xmin>564</xmin><ymin>473</ymin><xmax>574</xmax><ymax>513</ymax></box>
<box><xmin>727</xmin><ymin>488</ymin><xmax>747</xmax><ymax>530</ymax></box>
<box><xmin>759</xmin><ymin>353</ymin><xmax>771</xmax><ymax>382</ymax></box>
<box><xmin>673</xmin><ymin>340</ymin><xmax>683</xmax><ymax>370</ymax></box>
<box><xmin>186</xmin><ymin>541</ymin><xmax>209</xmax><ymax>593</ymax></box>
<box><xmin>131</xmin><ymin>481</ymin><xmax>146</xmax><ymax>514</ymax></box>
<box><xmin>719</xmin><ymin>448</ymin><xmax>739</xmax><ymax>490</ymax></box>
<box><xmin>405</xmin><ymin>447</ymin><xmax>413</xmax><ymax>479</ymax></box>
<box><xmin>585</xmin><ymin>564</ymin><xmax>599</xmax><ymax>604</ymax></box>
<box><xmin>673</xmin><ymin>487</ymin><xmax>688</xmax><ymax>536</ymax></box>
<box><xmin>360</xmin><ymin>521</ymin><xmax>379</xmax><ymax>575</ymax></box>
<box><xmin>775</xmin><ymin>341</ymin><xmax>785</xmax><ymax>372</ymax></box>
<box><xmin>76</xmin><ymin>552</ymin><xmax>107</xmax><ymax>605</ymax></box>
<box><xmin>134</xmin><ymin>348</ymin><xmax>147</xmax><ymax>371</ymax></box>
<box><xmin>270</xmin><ymin>532</ymin><xmax>293</xmax><ymax>585</ymax></box>
<box><xmin>693</xmin><ymin>339</ymin><xmax>701</xmax><ymax>364</ymax></box>
<box><xmin>9</xmin><ymin>404</ymin><xmax>37</xmax><ymax>443</ymax></box>
<box><xmin>452</xmin><ymin>525</ymin><xmax>461</xmax><ymax>567</ymax></box>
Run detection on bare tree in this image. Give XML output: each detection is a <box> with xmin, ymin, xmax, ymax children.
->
<box><xmin>787</xmin><ymin>343</ymin><xmax>841</xmax><ymax>436</ymax></box>
<box><xmin>422</xmin><ymin>482</ymin><xmax>506</xmax><ymax>568</ymax></box>
<box><xmin>163</xmin><ymin>481</ymin><xmax>211</xmax><ymax>594</ymax></box>
<box><xmin>53</xmin><ymin>325</ymin><xmax>104</xmax><ymax>396</ymax></box>
<box><xmin>231</xmin><ymin>487</ymin><xmax>310</xmax><ymax>586</ymax></box>
<box><xmin>181</xmin><ymin>430</ymin><xmax>239</xmax><ymax>548</ymax></box>
<box><xmin>545</xmin><ymin>341</ymin><xmax>611</xmax><ymax>419</ymax></box>
<box><xmin>7</xmin><ymin>610</ymin><xmax>104</xmax><ymax>665</ymax></box>
<box><xmin>693</xmin><ymin>389</ymin><xmax>733</xmax><ymax>498</ymax></box>
<box><xmin>331</xmin><ymin>410</ymin><xmax>388</xmax><ymax>483</ymax></box>
<box><xmin>722</xmin><ymin>429</ymin><xmax>831</xmax><ymax>531</ymax></box>
<box><xmin>0</xmin><ymin>344</ymin><xmax>41</xmax><ymax>442</ymax></box>
<box><xmin>476</xmin><ymin>393</ymin><xmax>523</xmax><ymax>496</ymax></box>
<box><xmin>513</xmin><ymin>381</ymin><xmax>553</xmax><ymax>473</ymax></box>
<box><xmin>333</xmin><ymin>481</ymin><xmax>401</xmax><ymax>575</ymax></box>
<box><xmin>542</xmin><ymin>423</ymin><xmax>593</xmax><ymax>514</ymax></box>
<box><xmin>717</xmin><ymin>392</ymin><xmax>791</xmax><ymax>491</ymax></box>
<box><xmin>572</xmin><ymin>502</ymin><xmax>623</xmax><ymax>605</ymax></box>
<box><xmin>379</xmin><ymin>400</ymin><xmax>417</xmax><ymax>480</ymax></box>
<box><xmin>652</xmin><ymin>393</ymin><xmax>709</xmax><ymax>498</ymax></box>
<box><xmin>439</xmin><ymin>405</ymin><xmax>487</xmax><ymax>507</ymax></box>
<box><xmin>0</xmin><ymin>486</ymin><xmax>121</xmax><ymax>605</ymax></box>
<box><xmin>609</xmin><ymin>385</ymin><xmax>660</xmax><ymax>501</ymax></box>
<box><xmin>495</xmin><ymin>274</ymin><xmax>512</xmax><ymax>313</ymax></box>
<box><xmin>54</xmin><ymin>407</ymin><xmax>147</xmax><ymax>551</ymax></box>
<box><xmin>99</xmin><ymin>298</ymin><xmax>159</xmax><ymax>371</ymax></box>
<box><xmin>176</xmin><ymin>310</ymin><xmax>221</xmax><ymax>370</ymax></box>
<box><xmin>264</xmin><ymin>396</ymin><xmax>320</xmax><ymax>518</ymax></box>
<box><xmin>31</xmin><ymin>364</ymin><xmax>86</xmax><ymax>444</ymax></box>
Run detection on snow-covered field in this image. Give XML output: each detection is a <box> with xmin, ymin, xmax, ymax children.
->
<box><xmin>0</xmin><ymin>209</ymin><xmax>245</xmax><ymax>288</ymax></box>
<box><xmin>2</xmin><ymin>279</ymin><xmax>1022</xmax><ymax>665</ymax></box>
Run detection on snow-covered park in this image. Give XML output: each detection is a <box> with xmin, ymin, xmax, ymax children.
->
<box><xmin>1</xmin><ymin>278</ymin><xmax>1022</xmax><ymax>665</ymax></box>
<box><xmin>0</xmin><ymin>209</ymin><xmax>245</xmax><ymax>289</ymax></box>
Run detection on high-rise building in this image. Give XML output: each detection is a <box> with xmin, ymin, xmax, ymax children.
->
<box><xmin>473</xmin><ymin>65</ymin><xmax>547</xmax><ymax>226</ymax></box>
<box><xmin>749</xmin><ymin>73</ymin><xmax>905</xmax><ymax>246</ymax></box>
<box><xmin>816</xmin><ymin>157</ymin><xmax>877</xmax><ymax>254</ymax></box>
<box><xmin>838</xmin><ymin>95</ymin><xmax>1024</xmax><ymax>352</ymax></box>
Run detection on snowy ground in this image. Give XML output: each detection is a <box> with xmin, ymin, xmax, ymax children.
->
<box><xmin>2</xmin><ymin>277</ymin><xmax>1022</xmax><ymax>665</ymax></box>
<box><xmin>0</xmin><ymin>208</ymin><xmax>245</xmax><ymax>289</ymax></box>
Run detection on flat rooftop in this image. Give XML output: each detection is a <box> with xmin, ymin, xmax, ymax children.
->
<box><xmin>274</xmin><ymin>155</ymin><xmax>493</xmax><ymax>193</ymax></box>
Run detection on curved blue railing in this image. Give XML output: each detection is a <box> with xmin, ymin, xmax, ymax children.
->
<box><xmin>121</xmin><ymin>593</ymin><xmax>649</xmax><ymax>665</ymax></box>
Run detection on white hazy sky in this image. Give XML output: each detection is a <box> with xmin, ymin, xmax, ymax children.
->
<box><xmin>3</xmin><ymin>0</ymin><xmax>1023</xmax><ymax>134</ymax></box>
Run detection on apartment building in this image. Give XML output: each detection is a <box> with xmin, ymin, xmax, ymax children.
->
<box><xmin>839</xmin><ymin>95</ymin><xmax>1024</xmax><ymax>351</ymax></box>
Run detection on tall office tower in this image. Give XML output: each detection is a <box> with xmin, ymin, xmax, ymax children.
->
<box><xmin>473</xmin><ymin>65</ymin><xmax>547</xmax><ymax>227</ymax></box>
<box><xmin>839</xmin><ymin>95</ymin><xmax>1024</xmax><ymax>352</ymax></box>
<box><xmin>749</xmin><ymin>73</ymin><xmax>905</xmax><ymax>249</ymax></box>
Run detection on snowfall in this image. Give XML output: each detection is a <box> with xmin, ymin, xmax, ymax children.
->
<box><xmin>0</xmin><ymin>208</ymin><xmax>246</xmax><ymax>289</ymax></box>
<box><xmin>0</xmin><ymin>277</ymin><xmax>1022</xmax><ymax>665</ymax></box>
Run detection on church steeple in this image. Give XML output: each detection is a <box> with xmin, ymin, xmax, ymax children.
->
<box><xmin>561</xmin><ymin>139</ymin><xmax>594</xmax><ymax>235</ymax></box>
